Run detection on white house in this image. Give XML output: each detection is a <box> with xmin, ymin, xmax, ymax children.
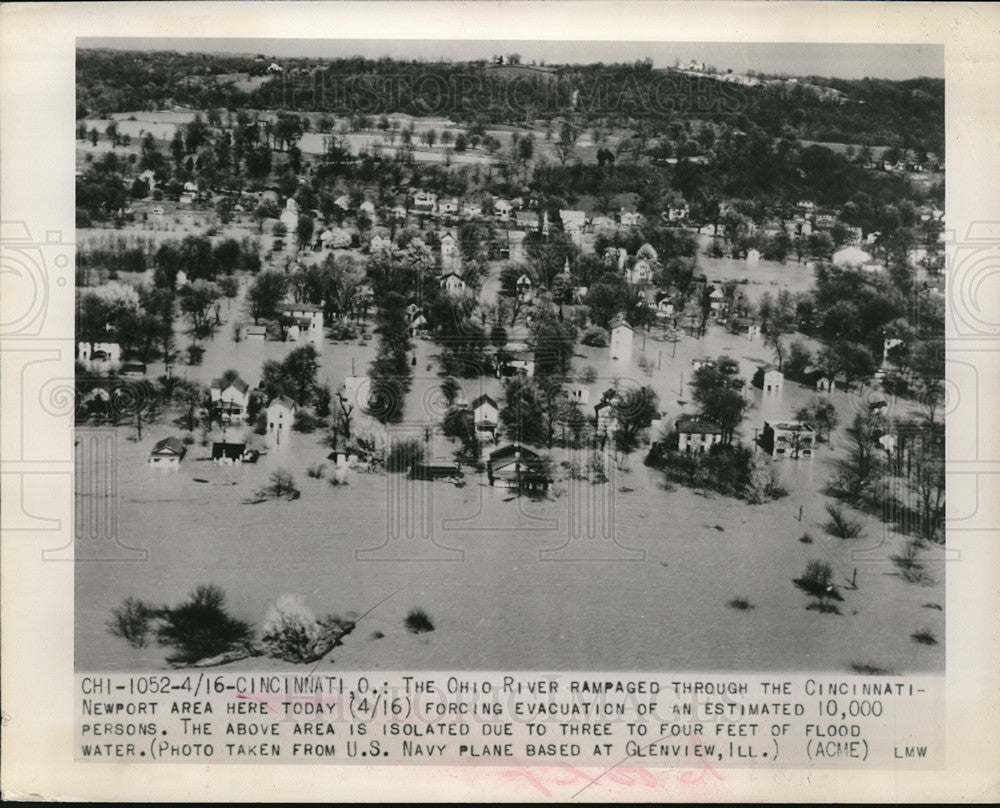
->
<box><xmin>279</xmin><ymin>197</ymin><xmax>299</xmax><ymax>232</ymax></box>
<box><xmin>753</xmin><ymin>365</ymin><xmax>784</xmax><ymax>394</ymax></box>
<box><xmin>412</xmin><ymin>190</ymin><xmax>437</xmax><ymax>212</ymax></box>
<box><xmin>883</xmin><ymin>337</ymin><xmax>904</xmax><ymax>363</ymax></box>
<box><xmin>266</xmin><ymin>396</ymin><xmax>297</xmax><ymax>448</ymax></box>
<box><xmin>610</xmin><ymin>317</ymin><xmax>633</xmax><ymax>361</ymax></box>
<box><xmin>439</xmin><ymin>271</ymin><xmax>468</xmax><ymax>296</ymax></box>
<box><xmin>675</xmin><ymin>416</ymin><xmax>723</xmax><ymax>453</ymax></box>
<box><xmin>560</xmin><ymin>210</ymin><xmax>586</xmax><ymax>232</ymax></box>
<box><xmin>762</xmin><ymin>420</ymin><xmax>815</xmax><ymax>459</ymax></box>
<box><xmin>619</xmin><ymin>210</ymin><xmax>644</xmax><ymax>227</ymax></box>
<box><xmin>148</xmin><ymin>436</ymin><xmax>186</xmax><ymax>467</ymax></box>
<box><xmin>516</xmin><ymin>273</ymin><xmax>533</xmax><ymax>301</ymax></box>
<box><xmin>278</xmin><ymin>302</ymin><xmax>324</xmax><ymax>345</ymax></box>
<box><xmin>471</xmin><ymin>394</ymin><xmax>499</xmax><ymax>441</ymax></box>
<box><xmin>625</xmin><ymin>258</ymin><xmax>654</xmax><ymax>285</ymax></box>
<box><xmin>438</xmin><ymin>197</ymin><xmax>459</xmax><ymax>215</ymax></box>
<box><xmin>210</xmin><ymin>376</ymin><xmax>252</xmax><ymax>423</ymax></box>
<box><xmin>494</xmin><ymin>199</ymin><xmax>513</xmax><ymax>219</ymax></box>
<box><xmin>440</xmin><ymin>231</ymin><xmax>461</xmax><ymax>272</ymax></box>
<box><xmin>667</xmin><ymin>205</ymin><xmax>689</xmax><ymax>221</ymax></box>
<box><xmin>77</xmin><ymin>340</ymin><xmax>122</xmax><ymax>372</ymax></box>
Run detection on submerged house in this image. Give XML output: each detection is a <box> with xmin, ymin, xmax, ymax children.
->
<box><xmin>148</xmin><ymin>436</ymin><xmax>186</xmax><ymax>467</ymax></box>
<box><xmin>486</xmin><ymin>443</ymin><xmax>549</xmax><ymax>491</ymax></box>
<box><xmin>761</xmin><ymin>420</ymin><xmax>815</xmax><ymax>459</ymax></box>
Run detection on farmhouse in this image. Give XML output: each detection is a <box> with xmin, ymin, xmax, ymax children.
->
<box><xmin>278</xmin><ymin>302</ymin><xmax>324</xmax><ymax>344</ymax></box>
<box><xmin>148</xmin><ymin>436</ymin><xmax>186</xmax><ymax>467</ymax></box>
<box><xmin>412</xmin><ymin>190</ymin><xmax>437</xmax><ymax>212</ymax></box>
<box><xmin>212</xmin><ymin>441</ymin><xmax>248</xmax><ymax>463</ymax></box>
<box><xmin>761</xmin><ymin>421</ymin><xmax>815</xmax><ymax>459</ymax></box>
<box><xmin>609</xmin><ymin>317</ymin><xmax>633</xmax><ymax>361</ymax></box>
<box><xmin>210</xmin><ymin>376</ymin><xmax>252</xmax><ymax>423</ymax></box>
<box><xmin>471</xmin><ymin>394</ymin><xmax>499</xmax><ymax>441</ymax></box>
<box><xmin>77</xmin><ymin>340</ymin><xmax>122</xmax><ymax>372</ymax></box>
<box><xmin>266</xmin><ymin>396</ymin><xmax>297</xmax><ymax>447</ymax></box>
<box><xmin>753</xmin><ymin>365</ymin><xmax>784</xmax><ymax>394</ymax></box>
<box><xmin>486</xmin><ymin>444</ymin><xmax>549</xmax><ymax>491</ymax></box>
<box><xmin>439</xmin><ymin>271</ymin><xmax>468</xmax><ymax>295</ymax></box>
<box><xmin>675</xmin><ymin>416</ymin><xmax>723</xmax><ymax>453</ymax></box>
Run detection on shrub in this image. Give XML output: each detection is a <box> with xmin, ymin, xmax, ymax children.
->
<box><xmin>187</xmin><ymin>344</ymin><xmax>205</xmax><ymax>366</ymax></box>
<box><xmin>255</xmin><ymin>469</ymin><xmax>300</xmax><ymax>501</ymax></box>
<box><xmin>892</xmin><ymin>540</ymin><xmax>931</xmax><ymax>583</ymax></box>
<box><xmin>824</xmin><ymin>503</ymin><xmax>863</xmax><ymax>539</ymax></box>
<box><xmin>849</xmin><ymin>662</ymin><xmax>896</xmax><ymax>675</ymax></box>
<box><xmin>260</xmin><ymin>594</ymin><xmax>354</xmax><ymax>663</ymax></box>
<box><xmin>577</xmin><ymin>365</ymin><xmax>598</xmax><ymax>385</ymax></box>
<box><xmin>911</xmin><ymin>628</ymin><xmax>937</xmax><ymax>646</ymax></box>
<box><xmin>327</xmin><ymin>321</ymin><xmax>358</xmax><ymax>341</ymax></box>
<box><xmin>793</xmin><ymin>560</ymin><xmax>844</xmax><ymax>614</ymax></box>
<box><xmin>799</xmin><ymin>533</ymin><xmax>813</xmax><ymax>544</ymax></box>
<box><xmin>155</xmin><ymin>584</ymin><xmax>254</xmax><ymax>666</ymax></box>
<box><xmin>581</xmin><ymin>326</ymin><xmax>609</xmax><ymax>347</ymax></box>
<box><xmin>727</xmin><ymin>597</ymin><xmax>755</xmax><ymax>611</ymax></box>
<box><xmin>306</xmin><ymin>463</ymin><xmax>326</xmax><ymax>479</ymax></box>
<box><xmin>293</xmin><ymin>410</ymin><xmax>318</xmax><ymax>433</ymax></box>
<box><xmin>386</xmin><ymin>437</ymin><xmax>425</xmax><ymax>473</ymax></box>
<box><xmin>404</xmin><ymin>608</ymin><xmax>435</xmax><ymax>634</ymax></box>
<box><xmin>107</xmin><ymin>596</ymin><xmax>155</xmax><ymax>648</ymax></box>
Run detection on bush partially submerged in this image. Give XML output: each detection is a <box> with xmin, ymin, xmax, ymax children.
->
<box><xmin>386</xmin><ymin>437</ymin><xmax>425</xmax><ymax>473</ymax></box>
<box><xmin>261</xmin><ymin>594</ymin><xmax>355</xmax><ymax>663</ymax></box>
<box><xmin>824</xmin><ymin>503</ymin><xmax>863</xmax><ymax>539</ymax></box>
<box><xmin>404</xmin><ymin>608</ymin><xmax>435</xmax><ymax>634</ymax></box>
<box><xmin>155</xmin><ymin>584</ymin><xmax>254</xmax><ymax>666</ymax></box>
<box><xmin>727</xmin><ymin>597</ymin><xmax>755</xmax><ymax>612</ymax></box>
<box><xmin>793</xmin><ymin>560</ymin><xmax>844</xmax><ymax>614</ymax></box>
<box><xmin>107</xmin><ymin>596</ymin><xmax>155</xmax><ymax>648</ymax></box>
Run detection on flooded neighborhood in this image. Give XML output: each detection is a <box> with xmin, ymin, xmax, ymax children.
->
<box><xmin>74</xmin><ymin>43</ymin><xmax>946</xmax><ymax>675</ymax></box>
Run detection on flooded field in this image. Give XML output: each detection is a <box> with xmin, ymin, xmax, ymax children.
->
<box><xmin>76</xmin><ymin>311</ymin><xmax>944</xmax><ymax>674</ymax></box>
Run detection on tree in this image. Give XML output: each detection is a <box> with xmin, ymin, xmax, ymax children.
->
<box><xmin>253</xmin><ymin>198</ymin><xmax>280</xmax><ymax>233</ymax></box>
<box><xmin>282</xmin><ymin>345</ymin><xmax>320</xmax><ymax>406</ymax></box>
<box><xmin>784</xmin><ymin>339</ymin><xmax>812</xmax><ymax>379</ymax></box>
<box><xmin>441</xmin><ymin>406</ymin><xmax>479</xmax><ymax>459</ymax></box>
<box><xmin>553</xmin><ymin>122</ymin><xmax>578</xmax><ymax>166</ymax></box>
<box><xmin>179</xmin><ymin>280</ymin><xmax>220</xmax><ymax>338</ymax></box>
<box><xmin>690</xmin><ymin>361</ymin><xmax>749</xmax><ymax>445</ymax></box>
<box><xmin>499</xmin><ymin>376</ymin><xmax>546</xmax><ymax>446</ymax></box>
<box><xmin>834</xmin><ymin>410</ymin><xmax>884</xmax><ymax>503</ymax></box>
<box><xmin>155</xmin><ymin>584</ymin><xmax>254</xmax><ymax>665</ymax></box>
<box><xmin>247</xmin><ymin>270</ymin><xmax>287</xmax><ymax>323</ymax></box>
<box><xmin>296</xmin><ymin>214</ymin><xmax>315</xmax><ymax>252</ymax></box>
<box><xmin>611</xmin><ymin>385</ymin><xmax>659</xmax><ymax>462</ymax></box>
<box><xmin>795</xmin><ymin>397</ymin><xmax>839</xmax><ymax>442</ymax></box>
<box><xmin>835</xmin><ymin>340</ymin><xmax>876</xmax><ymax>388</ymax></box>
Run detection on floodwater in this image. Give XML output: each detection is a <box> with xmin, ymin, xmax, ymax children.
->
<box><xmin>76</xmin><ymin>308</ymin><xmax>944</xmax><ymax>674</ymax></box>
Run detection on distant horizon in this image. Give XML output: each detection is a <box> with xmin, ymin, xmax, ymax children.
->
<box><xmin>78</xmin><ymin>38</ymin><xmax>944</xmax><ymax>82</ymax></box>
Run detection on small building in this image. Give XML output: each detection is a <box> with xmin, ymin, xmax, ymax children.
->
<box><xmin>559</xmin><ymin>209</ymin><xmax>586</xmax><ymax>232</ymax></box>
<box><xmin>515</xmin><ymin>210</ymin><xmax>541</xmax><ymax>231</ymax></box>
<box><xmin>753</xmin><ymin>365</ymin><xmax>784</xmax><ymax>394</ymax></box>
<box><xmin>761</xmin><ymin>420</ymin><xmax>815</xmax><ymax>459</ymax></box>
<box><xmin>278</xmin><ymin>302</ymin><xmax>324</xmax><ymax>344</ymax></box>
<box><xmin>148</xmin><ymin>436</ymin><xmax>186</xmax><ymax>467</ymax></box>
<box><xmin>212</xmin><ymin>441</ymin><xmax>248</xmax><ymax>463</ymax></box>
<box><xmin>471</xmin><ymin>394</ymin><xmax>499</xmax><ymax>441</ymax></box>
<box><xmin>609</xmin><ymin>317</ymin><xmax>633</xmax><ymax>361</ymax></box>
<box><xmin>411</xmin><ymin>460</ymin><xmax>462</xmax><ymax>480</ymax></box>
<box><xmin>412</xmin><ymin>190</ymin><xmax>437</xmax><ymax>212</ymax></box>
<box><xmin>210</xmin><ymin>376</ymin><xmax>252</xmax><ymax>423</ymax></box>
<box><xmin>439</xmin><ymin>231</ymin><xmax>461</xmax><ymax>272</ymax></box>
<box><xmin>243</xmin><ymin>325</ymin><xmax>267</xmax><ymax>342</ymax></box>
<box><xmin>691</xmin><ymin>357</ymin><xmax>716</xmax><ymax>372</ymax></box>
<box><xmin>439</xmin><ymin>271</ymin><xmax>468</xmax><ymax>296</ymax></box>
<box><xmin>486</xmin><ymin>443</ymin><xmax>548</xmax><ymax>491</ymax></box>
<box><xmin>501</xmin><ymin>351</ymin><xmax>535</xmax><ymax>379</ymax></box>
<box><xmin>119</xmin><ymin>362</ymin><xmax>147</xmax><ymax>378</ymax></box>
<box><xmin>675</xmin><ymin>416</ymin><xmax>723</xmax><ymax>453</ymax></box>
<box><xmin>438</xmin><ymin>197</ymin><xmax>460</xmax><ymax>215</ymax></box>
<box><xmin>77</xmin><ymin>340</ymin><xmax>122</xmax><ymax>372</ymax></box>
<box><xmin>625</xmin><ymin>258</ymin><xmax>654</xmax><ymax>285</ymax></box>
<box><xmin>730</xmin><ymin>318</ymin><xmax>761</xmax><ymax>341</ymax></box>
<box><xmin>493</xmin><ymin>199</ymin><xmax>513</xmax><ymax>219</ymax></box>
<box><xmin>266</xmin><ymin>396</ymin><xmax>297</xmax><ymax>447</ymax></box>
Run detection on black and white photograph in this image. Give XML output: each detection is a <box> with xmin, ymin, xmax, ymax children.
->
<box><xmin>72</xmin><ymin>36</ymin><xmax>947</xmax><ymax>675</ymax></box>
<box><xmin>2</xmin><ymin>1</ymin><xmax>999</xmax><ymax>802</ymax></box>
